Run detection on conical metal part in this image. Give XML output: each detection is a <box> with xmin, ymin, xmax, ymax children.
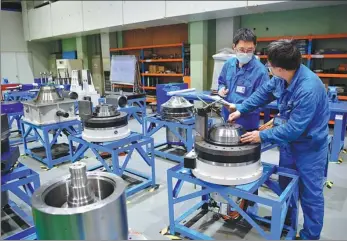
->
<box><xmin>67</xmin><ymin>162</ymin><xmax>96</xmax><ymax>207</ymax></box>
<box><xmin>34</xmin><ymin>85</ymin><xmax>64</xmax><ymax>103</ymax></box>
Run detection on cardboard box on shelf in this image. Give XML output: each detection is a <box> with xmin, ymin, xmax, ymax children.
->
<box><xmin>158</xmin><ymin>66</ymin><xmax>165</xmax><ymax>72</ymax></box>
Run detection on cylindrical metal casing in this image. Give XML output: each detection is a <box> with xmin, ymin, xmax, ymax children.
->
<box><xmin>166</xmin><ymin>126</ymin><xmax>187</xmax><ymax>144</ymax></box>
<box><xmin>31</xmin><ymin>172</ymin><xmax>128</xmax><ymax>240</ymax></box>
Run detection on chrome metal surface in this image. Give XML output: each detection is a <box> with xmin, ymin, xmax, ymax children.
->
<box><xmin>161</xmin><ymin>96</ymin><xmax>193</xmax><ymax>109</ymax></box>
<box><xmin>197</xmin><ymin>157</ymin><xmax>259</xmax><ymax>167</ymax></box>
<box><xmin>208</xmin><ymin>123</ymin><xmax>245</xmax><ymax>146</ymax></box>
<box><xmin>94</xmin><ymin>104</ymin><xmax>118</xmax><ymax>117</ymax></box>
<box><xmin>166</xmin><ymin>126</ymin><xmax>187</xmax><ymax>143</ymax></box>
<box><xmin>161</xmin><ymin>96</ymin><xmax>194</xmax><ymax>119</ymax></box>
<box><xmin>31</xmin><ymin>162</ymin><xmax>128</xmax><ymax>240</ymax></box>
<box><xmin>67</xmin><ymin>162</ymin><xmax>96</xmax><ymax>208</ymax></box>
<box><xmin>34</xmin><ymin>85</ymin><xmax>64</xmax><ymax>103</ymax></box>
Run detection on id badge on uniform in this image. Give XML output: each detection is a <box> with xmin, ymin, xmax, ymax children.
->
<box><xmin>236</xmin><ymin>86</ymin><xmax>246</xmax><ymax>94</ymax></box>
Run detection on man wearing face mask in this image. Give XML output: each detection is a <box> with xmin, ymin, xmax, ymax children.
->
<box><xmin>218</xmin><ymin>28</ymin><xmax>269</xmax><ymax>130</ymax></box>
<box><xmin>228</xmin><ymin>40</ymin><xmax>329</xmax><ymax>240</ymax></box>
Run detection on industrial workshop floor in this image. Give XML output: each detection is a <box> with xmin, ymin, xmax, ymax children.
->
<box><xmin>11</xmin><ymin>113</ymin><xmax>347</xmax><ymax>240</ymax></box>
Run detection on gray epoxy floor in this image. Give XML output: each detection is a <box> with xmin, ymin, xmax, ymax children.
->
<box><xmin>7</xmin><ymin>115</ymin><xmax>347</xmax><ymax>240</ymax></box>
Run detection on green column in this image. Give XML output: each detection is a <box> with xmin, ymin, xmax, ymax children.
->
<box><xmin>117</xmin><ymin>31</ymin><xmax>123</xmax><ymax>48</ymax></box>
<box><xmin>62</xmin><ymin>38</ymin><xmax>76</xmax><ymax>52</ymax></box>
<box><xmin>189</xmin><ymin>21</ymin><xmax>208</xmax><ymax>91</ymax></box>
<box><xmin>76</xmin><ymin>36</ymin><xmax>88</xmax><ymax>69</ymax></box>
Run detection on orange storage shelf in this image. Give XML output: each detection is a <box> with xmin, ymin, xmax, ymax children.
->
<box><xmin>112</xmin><ymin>84</ymin><xmax>156</xmax><ymax>90</ymax></box>
<box><xmin>311</xmin><ymin>54</ymin><xmax>347</xmax><ymax>59</ymax></box>
<box><xmin>110</xmin><ymin>43</ymin><xmax>183</xmax><ymax>52</ymax></box>
<box><xmin>257</xmin><ymin>33</ymin><xmax>347</xmax><ymax>42</ymax></box>
<box><xmin>258</xmin><ymin>54</ymin><xmax>310</xmax><ymax>59</ymax></box>
<box><xmin>140</xmin><ymin>58</ymin><xmax>183</xmax><ymax>63</ymax></box>
<box><xmin>141</xmin><ymin>73</ymin><xmax>183</xmax><ymax>77</ymax></box>
<box><xmin>338</xmin><ymin>96</ymin><xmax>347</xmax><ymax>101</ymax></box>
<box><xmin>317</xmin><ymin>73</ymin><xmax>347</xmax><ymax>78</ymax></box>
<box><xmin>146</xmin><ymin>97</ymin><xmax>157</xmax><ymax>103</ymax></box>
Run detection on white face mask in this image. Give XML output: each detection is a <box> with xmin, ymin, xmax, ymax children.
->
<box><xmin>236</xmin><ymin>52</ymin><xmax>253</xmax><ymax>64</ymax></box>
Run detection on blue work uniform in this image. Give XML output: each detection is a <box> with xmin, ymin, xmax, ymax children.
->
<box><xmin>236</xmin><ymin>64</ymin><xmax>329</xmax><ymax>240</ymax></box>
<box><xmin>218</xmin><ymin>55</ymin><xmax>269</xmax><ymax>130</ymax></box>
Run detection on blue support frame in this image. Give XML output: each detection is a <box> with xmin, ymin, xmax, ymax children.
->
<box><xmin>144</xmin><ymin>115</ymin><xmax>195</xmax><ymax>163</ymax></box>
<box><xmin>68</xmin><ymin>132</ymin><xmax>156</xmax><ymax>197</ymax></box>
<box><xmin>21</xmin><ymin>119</ymin><xmax>82</xmax><ymax>168</ymax></box>
<box><xmin>3</xmin><ymin>91</ymin><xmax>37</xmax><ymax>101</ymax></box>
<box><xmin>167</xmin><ymin>163</ymin><xmax>299</xmax><ymax>240</ymax></box>
<box><xmin>6</xmin><ymin>112</ymin><xmax>37</xmax><ymax>145</ymax></box>
<box><xmin>1</xmin><ymin>162</ymin><xmax>40</xmax><ymax>240</ymax></box>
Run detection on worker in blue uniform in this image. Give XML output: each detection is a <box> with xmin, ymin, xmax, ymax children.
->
<box><xmin>218</xmin><ymin>28</ymin><xmax>269</xmax><ymax>130</ymax></box>
<box><xmin>228</xmin><ymin>40</ymin><xmax>329</xmax><ymax>240</ymax></box>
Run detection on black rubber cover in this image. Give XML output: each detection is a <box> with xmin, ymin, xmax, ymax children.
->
<box><xmin>84</xmin><ymin>113</ymin><xmax>128</xmax><ymax>129</ymax></box>
<box><xmin>184</xmin><ymin>156</ymin><xmax>196</xmax><ymax>169</ymax></box>
<box><xmin>195</xmin><ymin>142</ymin><xmax>261</xmax><ymax>164</ymax></box>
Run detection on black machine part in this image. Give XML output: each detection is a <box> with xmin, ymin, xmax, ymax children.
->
<box><xmin>105</xmin><ymin>95</ymin><xmax>128</xmax><ymax>108</ymax></box>
<box><xmin>1</xmin><ymin>114</ymin><xmax>10</xmax><ymax>154</ymax></box>
<box><xmin>84</xmin><ymin>111</ymin><xmax>128</xmax><ymax>129</ymax></box>
<box><xmin>56</xmin><ymin>110</ymin><xmax>69</xmax><ymax>118</ymax></box>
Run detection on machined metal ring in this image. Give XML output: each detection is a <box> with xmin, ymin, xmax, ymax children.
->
<box><xmin>197</xmin><ymin>157</ymin><xmax>259</xmax><ymax>167</ymax></box>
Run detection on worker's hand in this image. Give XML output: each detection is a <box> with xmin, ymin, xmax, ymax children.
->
<box><xmin>240</xmin><ymin>131</ymin><xmax>261</xmax><ymax>143</ymax></box>
<box><xmin>223</xmin><ymin>103</ymin><xmax>236</xmax><ymax>112</ymax></box>
<box><xmin>228</xmin><ymin>110</ymin><xmax>241</xmax><ymax>122</ymax></box>
<box><xmin>218</xmin><ymin>87</ymin><xmax>229</xmax><ymax>97</ymax></box>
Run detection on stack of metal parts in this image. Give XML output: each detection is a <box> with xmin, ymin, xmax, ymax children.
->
<box><xmin>185</xmin><ymin>108</ymin><xmax>263</xmax><ymax>186</ymax></box>
<box><xmin>1</xmin><ymin>114</ymin><xmax>20</xmax><ymax>208</ymax></box>
<box><xmin>79</xmin><ymin>95</ymin><xmax>130</xmax><ymax>142</ymax></box>
<box><xmin>160</xmin><ymin>96</ymin><xmax>194</xmax><ymax>145</ymax></box>
<box><xmin>22</xmin><ymin>85</ymin><xmax>77</xmax><ymax>125</ymax></box>
<box><xmin>31</xmin><ymin>162</ymin><xmax>129</xmax><ymax>240</ymax></box>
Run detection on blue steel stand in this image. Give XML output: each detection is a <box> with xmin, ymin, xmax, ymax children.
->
<box><xmin>21</xmin><ymin>119</ymin><xmax>82</xmax><ymax>168</ymax></box>
<box><xmin>167</xmin><ymin>163</ymin><xmax>299</xmax><ymax>240</ymax></box>
<box><xmin>1</xmin><ymin>162</ymin><xmax>40</xmax><ymax>240</ymax></box>
<box><xmin>145</xmin><ymin>115</ymin><xmax>195</xmax><ymax>163</ymax></box>
<box><xmin>6</xmin><ymin>112</ymin><xmax>37</xmax><ymax>145</ymax></box>
<box><xmin>68</xmin><ymin>132</ymin><xmax>156</xmax><ymax>197</ymax></box>
<box><xmin>3</xmin><ymin>91</ymin><xmax>37</xmax><ymax>101</ymax></box>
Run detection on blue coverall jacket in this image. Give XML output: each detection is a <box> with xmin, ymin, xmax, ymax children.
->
<box><xmin>236</xmin><ymin>64</ymin><xmax>330</xmax><ymax>240</ymax></box>
<box><xmin>218</xmin><ymin>55</ymin><xmax>269</xmax><ymax>130</ymax></box>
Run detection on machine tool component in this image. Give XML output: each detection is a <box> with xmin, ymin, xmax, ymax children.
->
<box><xmin>22</xmin><ymin>85</ymin><xmax>77</xmax><ymax>125</ymax></box>
<box><xmin>69</xmin><ymin>69</ymin><xmax>101</xmax><ymax>107</ymax></box>
<box><xmin>160</xmin><ymin>96</ymin><xmax>194</xmax><ymax>144</ymax></box>
<box><xmin>185</xmin><ymin>108</ymin><xmax>263</xmax><ymax>186</ymax></box>
<box><xmin>31</xmin><ymin>162</ymin><xmax>128</xmax><ymax>240</ymax></box>
<box><xmin>79</xmin><ymin>96</ymin><xmax>130</xmax><ymax>142</ymax></box>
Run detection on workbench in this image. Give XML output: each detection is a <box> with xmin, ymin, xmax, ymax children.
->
<box><xmin>171</xmin><ymin>90</ymin><xmax>347</xmax><ymax>163</ymax></box>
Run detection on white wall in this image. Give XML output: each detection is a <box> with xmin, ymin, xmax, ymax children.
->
<box><xmin>24</xmin><ymin>1</ymin><xmax>346</xmax><ymax>41</ymax></box>
<box><xmin>0</xmin><ymin>10</ymin><xmax>50</xmax><ymax>83</ymax></box>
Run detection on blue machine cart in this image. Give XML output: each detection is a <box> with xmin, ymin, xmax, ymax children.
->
<box><xmin>68</xmin><ymin>132</ymin><xmax>157</xmax><ymax>197</ymax></box>
<box><xmin>1</xmin><ymin>162</ymin><xmax>40</xmax><ymax>240</ymax></box>
<box><xmin>145</xmin><ymin>115</ymin><xmax>195</xmax><ymax>163</ymax></box>
<box><xmin>21</xmin><ymin>119</ymin><xmax>82</xmax><ymax>168</ymax></box>
<box><xmin>166</xmin><ymin>163</ymin><xmax>299</xmax><ymax>240</ymax></box>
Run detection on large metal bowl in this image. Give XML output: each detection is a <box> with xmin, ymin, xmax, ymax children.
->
<box><xmin>207</xmin><ymin>123</ymin><xmax>245</xmax><ymax>146</ymax></box>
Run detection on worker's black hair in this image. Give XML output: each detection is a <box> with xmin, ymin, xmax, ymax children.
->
<box><xmin>267</xmin><ymin>39</ymin><xmax>302</xmax><ymax>70</ymax></box>
<box><xmin>233</xmin><ymin>28</ymin><xmax>257</xmax><ymax>46</ymax></box>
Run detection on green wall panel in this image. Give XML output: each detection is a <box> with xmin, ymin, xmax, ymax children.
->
<box><xmin>241</xmin><ymin>5</ymin><xmax>347</xmax><ymax>37</ymax></box>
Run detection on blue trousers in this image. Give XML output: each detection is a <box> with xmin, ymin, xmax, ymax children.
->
<box><xmin>279</xmin><ymin>142</ymin><xmax>327</xmax><ymax>240</ymax></box>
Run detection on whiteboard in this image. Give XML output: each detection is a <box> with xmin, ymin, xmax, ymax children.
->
<box><xmin>110</xmin><ymin>55</ymin><xmax>137</xmax><ymax>85</ymax></box>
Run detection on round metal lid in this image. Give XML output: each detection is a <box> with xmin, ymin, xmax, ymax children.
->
<box><xmin>161</xmin><ymin>96</ymin><xmax>193</xmax><ymax>109</ymax></box>
<box><xmin>207</xmin><ymin>123</ymin><xmax>245</xmax><ymax>146</ymax></box>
